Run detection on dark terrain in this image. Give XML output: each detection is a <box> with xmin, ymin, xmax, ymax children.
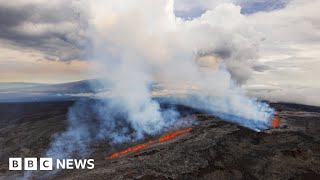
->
<box><xmin>0</xmin><ymin>101</ymin><xmax>319</xmax><ymax>179</ymax></box>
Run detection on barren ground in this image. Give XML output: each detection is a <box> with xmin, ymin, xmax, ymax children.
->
<box><xmin>0</xmin><ymin>101</ymin><xmax>319</xmax><ymax>180</ymax></box>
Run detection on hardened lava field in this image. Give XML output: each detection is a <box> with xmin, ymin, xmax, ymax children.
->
<box><xmin>0</xmin><ymin>101</ymin><xmax>319</xmax><ymax>180</ymax></box>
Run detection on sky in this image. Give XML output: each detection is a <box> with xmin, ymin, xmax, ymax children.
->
<box><xmin>0</xmin><ymin>0</ymin><xmax>319</xmax><ymax>103</ymax></box>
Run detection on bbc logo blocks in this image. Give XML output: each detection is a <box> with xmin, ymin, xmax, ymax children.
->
<box><xmin>24</xmin><ymin>158</ymin><xmax>37</xmax><ymax>170</ymax></box>
<box><xmin>40</xmin><ymin>158</ymin><xmax>53</xmax><ymax>170</ymax></box>
<box><xmin>9</xmin><ymin>158</ymin><xmax>53</xmax><ymax>171</ymax></box>
<box><xmin>9</xmin><ymin>158</ymin><xmax>94</xmax><ymax>170</ymax></box>
<box><xmin>9</xmin><ymin>158</ymin><xmax>22</xmax><ymax>170</ymax></box>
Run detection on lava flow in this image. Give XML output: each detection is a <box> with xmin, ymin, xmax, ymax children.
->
<box><xmin>107</xmin><ymin>127</ymin><xmax>192</xmax><ymax>159</ymax></box>
<box><xmin>273</xmin><ymin>113</ymin><xmax>279</xmax><ymax>128</ymax></box>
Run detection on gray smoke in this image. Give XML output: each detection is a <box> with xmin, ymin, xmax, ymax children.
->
<box><xmin>45</xmin><ymin>0</ymin><xmax>275</xmax><ymax>162</ymax></box>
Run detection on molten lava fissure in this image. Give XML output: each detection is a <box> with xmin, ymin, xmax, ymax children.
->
<box><xmin>107</xmin><ymin>127</ymin><xmax>192</xmax><ymax>159</ymax></box>
<box><xmin>158</xmin><ymin>128</ymin><xmax>193</xmax><ymax>142</ymax></box>
<box><xmin>273</xmin><ymin>113</ymin><xmax>279</xmax><ymax>128</ymax></box>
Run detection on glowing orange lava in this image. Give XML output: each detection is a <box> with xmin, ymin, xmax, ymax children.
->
<box><xmin>272</xmin><ymin>114</ymin><xmax>279</xmax><ymax>128</ymax></box>
<box><xmin>106</xmin><ymin>127</ymin><xmax>192</xmax><ymax>159</ymax></box>
<box><xmin>158</xmin><ymin>128</ymin><xmax>193</xmax><ymax>142</ymax></box>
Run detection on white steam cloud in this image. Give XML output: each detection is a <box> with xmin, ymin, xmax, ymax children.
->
<box><xmin>88</xmin><ymin>0</ymin><xmax>274</xmax><ymax>128</ymax></box>
<box><xmin>46</xmin><ymin>0</ymin><xmax>275</xmax><ymax>161</ymax></box>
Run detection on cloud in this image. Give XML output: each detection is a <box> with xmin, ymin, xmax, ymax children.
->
<box><xmin>248</xmin><ymin>87</ymin><xmax>320</xmax><ymax>107</ymax></box>
<box><xmin>244</xmin><ymin>0</ymin><xmax>320</xmax><ymax>106</ymax></box>
<box><xmin>88</xmin><ymin>0</ymin><xmax>274</xmax><ymax>126</ymax></box>
<box><xmin>0</xmin><ymin>45</ymin><xmax>90</xmax><ymax>83</ymax></box>
<box><xmin>237</xmin><ymin>0</ymin><xmax>290</xmax><ymax>14</ymax></box>
<box><xmin>0</xmin><ymin>0</ymin><xmax>89</xmax><ymax>61</ymax></box>
<box><xmin>0</xmin><ymin>0</ymin><xmax>319</xmax><ymax>107</ymax></box>
<box><xmin>176</xmin><ymin>0</ymin><xmax>320</xmax><ymax>106</ymax></box>
<box><xmin>174</xmin><ymin>0</ymin><xmax>291</xmax><ymax>18</ymax></box>
<box><xmin>88</xmin><ymin>1</ymin><xmax>262</xmax><ymax>84</ymax></box>
<box><xmin>247</xmin><ymin>0</ymin><xmax>320</xmax><ymax>44</ymax></box>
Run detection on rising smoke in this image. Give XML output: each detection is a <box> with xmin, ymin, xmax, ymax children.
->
<box><xmin>46</xmin><ymin>0</ymin><xmax>275</xmax><ymax>160</ymax></box>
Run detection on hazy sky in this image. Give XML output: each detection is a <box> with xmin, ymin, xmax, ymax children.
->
<box><xmin>0</xmin><ymin>0</ymin><xmax>319</xmax><ymax>90</ymax></box>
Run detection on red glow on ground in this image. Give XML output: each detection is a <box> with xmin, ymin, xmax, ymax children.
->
<box><xmin>158</xmin><ymin>128</ymin><xmax>193</xmax><ymax>142</ymax></box>
<box><xmin>273</xmin><ymin>114</ymin><xmax>279</xmax><ymax>128</ymax></box>
<box><xmin>106</xmin><ymin>127</ymin><xmax>192</xmax><ymax>159</ymax></box>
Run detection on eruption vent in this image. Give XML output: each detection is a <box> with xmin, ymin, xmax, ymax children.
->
<box><xmin>273</xmin><ymin>114</ymin><xmax>279</xmax><ymax>128</ymax></box>
<box><xmin>107</xmin><ymin>127</ymin><xmax>192</xmax><ymax>159</ymax></box>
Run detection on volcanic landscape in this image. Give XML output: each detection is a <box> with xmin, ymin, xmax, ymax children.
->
<box><xmin>0</xmin><ymin>101</ymin><xmax>320</xmax><ymax>179</ymax></box>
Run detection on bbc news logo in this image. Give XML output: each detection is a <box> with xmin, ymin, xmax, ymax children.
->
<box><xmin>9</xmin><ymin>158</ymin><xmax>94</xmax><ymax>171</ymax></box>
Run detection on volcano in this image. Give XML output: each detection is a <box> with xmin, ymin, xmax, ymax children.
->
<box><xmin>0</xmin><ymin>101</ymin><xmax>319</xmax><ymax>179</ymax></box>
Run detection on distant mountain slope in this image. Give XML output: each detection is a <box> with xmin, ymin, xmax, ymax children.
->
<box><xmin>0</xmin><ymin>80</ymin><xmax>318</xmax><ymax>107</ymax></box>
<box><xmin>0</xmin><ymin>80</ymin><xmax>110</xmax><ymax>102</ymax></box>
<box><xmin>12</xmin><ymin>80</ymin><xmax>95</xmax><ymax>94</ymax></box>
<box><xmin>0</xmin><ymin>82</ymin><xmax>47</xmax><ymax>90</ymax></box>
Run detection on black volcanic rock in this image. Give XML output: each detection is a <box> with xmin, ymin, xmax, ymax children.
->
<box><xmin>0</xmin><ymin>101</ymin><xmax>319</xmax><ymax>180</ymax></box>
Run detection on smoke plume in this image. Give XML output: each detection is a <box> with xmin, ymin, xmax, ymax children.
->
<box><xmin>46</xmin><ymin>0</ymin><xmax>275</xmax><ymax>160</ymax></box>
